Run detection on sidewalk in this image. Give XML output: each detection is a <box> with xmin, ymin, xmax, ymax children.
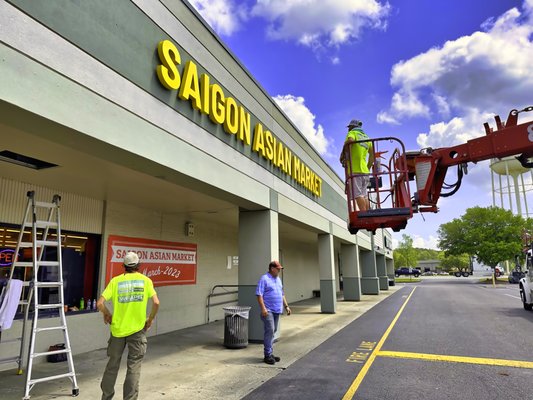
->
<box><xmin>0</xmin><ymin>287</ymin><xmax>400</xmax><ymax>400</ymax></box>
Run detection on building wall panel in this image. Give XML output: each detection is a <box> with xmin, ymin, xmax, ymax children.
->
<box><xmin>0</xmin><ymin>177</ymin><xmax>103</xmax><ymax>233</ymax></box>
<box><xmin>100</xmin><ymin>201</ymin><xmax>239</xmax><ymax>336</ymax></box>
<box><xmin>280</xmin><ymin>238</ymin><xmax>320</xmax><ymax>302</ymax></box>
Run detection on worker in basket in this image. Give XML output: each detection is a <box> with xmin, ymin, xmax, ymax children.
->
<box><xmin>341</xmin><ymin>119</ymin><xmax>374</xmax><ymax>211</ymax></box>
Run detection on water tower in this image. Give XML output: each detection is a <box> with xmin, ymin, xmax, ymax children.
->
<box><xmin>490</xmin><ymin>156</ymin><xmax>533</xmax><ymax>274</ymax></box>
<box><xmin>490</xmin><ymin>156</ymin><xmax>533</xmax><ymax>217</ymax></box>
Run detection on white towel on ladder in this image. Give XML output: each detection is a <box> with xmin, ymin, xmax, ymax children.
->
<box><xmin>0</xmin><ymin>279</ymin><xmax>23</xmax><ymax>330</ymax></box>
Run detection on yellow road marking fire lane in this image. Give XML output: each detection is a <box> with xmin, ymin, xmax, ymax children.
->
<box><xmin>341</xmin><ymin>287</ymin><xmax>417</xmax><ymax>400</ymax></box>
<box><xmin>342</xmin><ymin>286</ymin><xmax>533</xmax><ymax>400</ymax></box>
<box><xmin>377</xmin><ymin>351</ymin><xmax>533</xmax><ymax>369</ymax></box>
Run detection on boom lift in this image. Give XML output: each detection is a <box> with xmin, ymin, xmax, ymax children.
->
<box><xmin>341</xmin><ymin>107</ymin><xmax>533</xmax><ymax>234</ymax></box>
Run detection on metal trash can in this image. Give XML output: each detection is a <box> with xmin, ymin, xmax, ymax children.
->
<box><xmin>223</xmin><ymin>306</ymin><xmax>251</xmax><ymax>349</ymax></box>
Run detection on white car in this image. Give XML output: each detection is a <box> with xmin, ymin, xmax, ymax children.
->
<box><xmin>519</xmin><ymin>249</ymin><xmax>533</xmax><ymax>310</ymax></box>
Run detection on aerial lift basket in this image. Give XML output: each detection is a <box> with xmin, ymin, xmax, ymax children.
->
<box><xmin>341</xmin><ymin>137</ymin><xmax>412</xmax><ymax>234</ymax></box>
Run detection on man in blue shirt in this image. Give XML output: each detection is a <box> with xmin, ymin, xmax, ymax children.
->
<box><xmin>256</xmin><ymin>260</ymin><xmax>291</xmax><ymax>365</ymax></box>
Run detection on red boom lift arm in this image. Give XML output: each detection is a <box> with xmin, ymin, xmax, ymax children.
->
<box><xmin>341</xmin><ymin>107</ymin><xmax>533</xmax><ymax>234</ymax></box>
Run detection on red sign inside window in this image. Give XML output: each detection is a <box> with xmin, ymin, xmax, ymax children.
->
<box><xmin>106</xmin><ymin>235</ymin><xmax>197</xmax><ymax>287</ymax></box>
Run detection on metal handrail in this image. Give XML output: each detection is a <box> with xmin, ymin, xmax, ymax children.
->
<box><xmin>206</xmin><ymin>285</ymin><xmax>241</xmax><ymax>323</ymax></box>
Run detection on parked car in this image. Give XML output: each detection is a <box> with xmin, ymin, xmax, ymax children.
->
<box><xmin>395</xmin><ymin>267</ymin><xmax>421</xmax><ymax>277</ymax></box>
<box><xmin>509</xmin><ymin>269</ymin><xmax>526</xmax><ymax>284</ymax></box>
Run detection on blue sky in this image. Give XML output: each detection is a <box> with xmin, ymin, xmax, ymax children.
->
<box><xmin>190</xmin><ymin>0</ymin><xmax>533</xmax><ymax>249</ymax></box>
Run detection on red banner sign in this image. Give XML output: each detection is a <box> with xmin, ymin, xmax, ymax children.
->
<box><xmin>106</xmin><ymin>235</ymin><xmax>197</xmax><ymax>286</ymax></box>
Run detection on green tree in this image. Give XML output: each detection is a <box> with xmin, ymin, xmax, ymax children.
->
<box><xmin>440</xmin><ymin>254</ymin><xmax>470</xmax><ymax>272</ymax></box>
<box><xmin>523</xmin><ymin>218</ymin><xmax>533</xmax><ymax>249</ymax></box>
<box><xmin>393</xmin><ymin>234</ymin><xmax>419</xmax><ymax>267</ymax></box>
<box><xmin>438</xmin><ymin>206</ymin><xmax>526</xmax><ymax>267</ymax></box>
<box><xmin>415</xmin><ymin>248</ymin><xmax>441</xmax><ymax>260</ymax></box>
<box><xmin>518</xmin><ymin>218</ymin><xmax>533</xmax><ymax>264</ymax></box>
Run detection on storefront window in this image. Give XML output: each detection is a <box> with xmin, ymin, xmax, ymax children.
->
<box><xmin>0</xmin><ymin>223</ymin><xmax>101</xmax><ymax>316</ymax></box>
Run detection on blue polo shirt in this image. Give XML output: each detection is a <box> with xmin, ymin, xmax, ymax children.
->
<box><xmin>256</xmin><ymin>272</ymin><xmax>284</xmax><ymax>314</ymax></box>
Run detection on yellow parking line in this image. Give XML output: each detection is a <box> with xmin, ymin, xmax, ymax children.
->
<box><xmin>341</xmin><ymin>287</ymin><xmax>417</xmax><ymax>400</ymax></box>
<box><xmin>377</xmin><ymin>351</ymin><xmax>533</xmax><ymax>369</ymax></box>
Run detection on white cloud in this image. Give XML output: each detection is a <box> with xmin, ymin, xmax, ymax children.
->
<box><xmin>251</xmin><ymin>0</ymin><xmax>390</xmax><ymax>49</ymax></box>
<box><xmin>378</xmin><ymin>0</ymin><xmax>533</xmax><ymax>128</ymax></box>
<box><xmin>432</xmin><ymin>94</ymin><xmax>450</xmax><ymax>118</ymax></box>
<box><xmin>376</xmin><ymin>110</ymin><xmax>400</xmax><ymax>125</ymax></box>
<box><xmin>273</xmin><ymin>94</ymin><xmax>330</xmax><ymax>155</ymax></box>
<box><xmin>189</xmin><ymin>0</ymin><xmax>246</xmax><ymax>36</ymax></box>
<box><xmin>396</xmin><ymin>90</ymin><xmax>430</xmax><ymax>117</ymax></box>
<box><xmin>417</xmin><ymin>109</ymin><xmax>493</xmax><ymax>149</ymax></box>
<box><xmin>391</xmin><ymin>234</ymin><xmax>440</xmax><ymax>250</ymax></box>
<box><xmin>416</xmin><ymin>109</ymin><xmax>497</xmax><ymax>199</ymax></box>
<box><xmin>191</xmin><ymin>0</ymin><xmax>391</xmax><ymax>60</ymax></box>
<box><xmin>412</xmin><ymin>235</ymin><xmax>440</xmax><ymax>250</ymax></box>
<box><xmin>377</xmin><ymin>90</ymin><xmax>430</xmax><ymax>123</ymax></box>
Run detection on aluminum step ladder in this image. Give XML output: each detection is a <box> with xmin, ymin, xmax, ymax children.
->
<box><xmin>0</xmin><ymin>191</ymin><xmax>79</xmax><ymax>399</ymax></box>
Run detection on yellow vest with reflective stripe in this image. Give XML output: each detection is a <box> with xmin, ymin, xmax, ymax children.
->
<box><xmin>346</xmin><ymin>128</ymin><xmax>372</xmax><ymax>173</ymax></box>
<box><xmin>101</xmin><ymin>272</ymin><xmax>156</xmax><ymax>337</ymax></box>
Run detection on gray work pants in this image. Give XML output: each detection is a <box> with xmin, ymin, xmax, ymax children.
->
<box><xmin>101</xmin><ymin>329</ymin><xmax>147</xmax><ymax>400</ymax></box>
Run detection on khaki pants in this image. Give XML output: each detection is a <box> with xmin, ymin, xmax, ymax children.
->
<box><xmin>101</xmin><ymin>330</ymin><xmax>147</xmax><ymax>400</ymax></box>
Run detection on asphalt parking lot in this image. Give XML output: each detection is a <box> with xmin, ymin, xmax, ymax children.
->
<box><xmin>246</xmin><ymin>278</ymin><xmax>533</xmax><ymax>400</ymax></box>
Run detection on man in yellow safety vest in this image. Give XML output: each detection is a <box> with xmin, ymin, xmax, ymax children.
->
<box><xmin>342</xmin><ymin>119</ymin><xmax>374</xmax><ymax>211</ymax></box>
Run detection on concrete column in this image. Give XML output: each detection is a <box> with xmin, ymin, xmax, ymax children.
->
<box><xmin>376</xmin><ymin>253</ymin><xmax>389</xmax><ymax>290</ymax></box>
<box><xmin>386</xmin><ymin>258</ymin><xmax>396</xmax><ymax>286</ymax></box>
<box><xmin>360</xmin><ymin>235</ymin><xmax>379</xmax><ymax>294</ymax></box>
<box><xmin>341</xmin><ymin>243</ymin><xmax>361</xmax><ymax>301</ymax></box>
<box><xmin>318</xmin><ymin>233</ymin><xmax>336</xmax><ymax>313</ymax></box>
<box><xmin>238</xmin><ymin>209</ymin><xmax>279</xmax><ymax>342</ymax></box>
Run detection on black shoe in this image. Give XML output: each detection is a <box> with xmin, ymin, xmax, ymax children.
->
<box><xmin>273</xmin><ymin>355</ymin><xmax>281</xmax><ymax>362</ymax></box>
<box><xmin>263</xmin><ymin>355</ymin><xmax>276</xmax><ymax>365</ymax></box>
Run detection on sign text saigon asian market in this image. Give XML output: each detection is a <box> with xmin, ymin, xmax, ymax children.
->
<box><xmin>106</xmin><ymin>235</ymin><xmax>197</xmax><ymax>286</ymax></box>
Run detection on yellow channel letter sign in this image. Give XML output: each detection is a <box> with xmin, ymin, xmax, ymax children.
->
<box><xmin>156</xmin><ymin>40</ymin><xmax>322</xmax><ymax>198</ymax></box>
